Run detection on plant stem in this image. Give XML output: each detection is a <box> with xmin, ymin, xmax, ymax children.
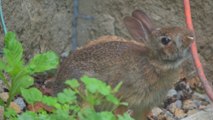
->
<box><xmin>0</xmin><ymin>72</ymin><xmax>10</xmax><ymax>88</ymax></box>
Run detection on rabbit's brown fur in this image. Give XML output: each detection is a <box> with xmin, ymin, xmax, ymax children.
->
<box><xmin>52</xmin><ymin>10</ymin><xmax>194</xmax><ymax>120</ymax></box>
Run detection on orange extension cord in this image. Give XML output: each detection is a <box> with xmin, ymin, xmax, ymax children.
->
<box><xmin>184</xmin><ymin>0</ymin><xmax>213</xmax><ymax>102</ymax></box>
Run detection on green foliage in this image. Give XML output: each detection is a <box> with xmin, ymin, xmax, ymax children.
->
<box><xmin>78</xmin><ymin>108</ymin><xmax>116</xmax><ymax>120</ymax></box>
<box><xmin>79</xmin><ymin>76</ymin><xmax>122</xmax><ymax>106</ymax></box>
<box><xmin>0</xmin><ymin>32</ymin><xmax>59</xmax><ymax>106</ymax></box>
<box><xmin>4</xmin><ymin>108</ymin><xmax>17</xmax><ymax>119</ymax></box>
<box><xmin>27</xmin><ymin>51</ymin><xmax>59</xmax><ymax>74</ymax></box>
<box><xmin>0</xmin><ymin>32</ymin><xmax>133</xmax><ymax>120</ymax></box>
<box><xmin>21</xmin><ymin>88</ymin><xmax>43</xmax><ymax>104</ymax></box>
<box><xmin>57</xmin><ymin>89</ymin><xmax>76</xmax><ymax>104</ymax></box>
<box><xmin>6</xmin><ymin>77</ymin><xmax>134</xmax><ymax>120</ymax></box>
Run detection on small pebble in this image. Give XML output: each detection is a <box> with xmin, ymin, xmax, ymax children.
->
<box><xmin>183</xmin><ymin>100</ymin><xmax>197</xmax><ymax>110</ymax></box>
<box><xmin>14</xmin><ymin>97</ymin><xmax>26</xmax><ymax>110</ymax></box>
<box><xmin>192</xmin><ymin>99</ymin><xmax>201</xmax><ymax>108</ymax></box>
<box><xmin>164</xmin><ymin>111</ymin><xmax>175</xmax><ymax>120</ymax></box>
<box><xmin>0</xmin><ymin>92</ymin><xmax>9</xmax><ymax>102</ymax></box>
<box><xmin>61</xmin><ymin>51</ymin><xmax>69</xmax><ymax>58</ymax></box>
<box><xmin>167</xmin><ymin>102</ymin><xmax>176</xmax><ymax>113</ymax></box>
<box><xmin>9</xmin><ymin>102</ymin><xmax>22</xmax><ymax>113</ymax></box>
<box><xmin>177</xmin><ymin>91</ymin><xmax>184</xmax><ymax>100</ymax></box>
<box><xmin>175</xmin><ymin>100</ymin><xmax>182</xmax><ymax>109</ymax></box>
<box><xmin>151</xmin><ymin>107</ymin><xmax>163</xmax><ymax>117</ymax></box>
<box><xmin>187</xmin><ymin>76</ymin><xmax>200</xmax><ymax>89</ymax></box>
<box><xmin>165</xmin><ymin>89</ymin><xmax>178</xmax><ymax>105</ymax></box>
<box><xmin>167</xmin><ymin>89</ymin><xmax>177</xmax><ymax>98</ymax></box>
<box><xmin>174</xmin><ymin>108</ymin><xmax>186</xmax><ymax>119</ymax></box>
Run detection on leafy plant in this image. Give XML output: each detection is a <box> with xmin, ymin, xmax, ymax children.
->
<box><xmin>0</xmin><ymin>32</ymin><xmax>58</xmax><ymax>114</ymax></box>
<box><xmin>16</xmin><ymin>76</ymin><xmax>133</xmax><ymax>120</ymax></box>
<box><xmin>0</xmin><ymin>32</ymin><xmax>134</xmax><ymax>120</ymax></box>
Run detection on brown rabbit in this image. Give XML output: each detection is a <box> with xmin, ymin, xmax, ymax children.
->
<box><xmin>52</xmin><ymin>10</ymin><xmax>194</xmax><ymax>120</ymax></box>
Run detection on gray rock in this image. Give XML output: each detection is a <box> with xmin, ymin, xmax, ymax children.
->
<box><xmin>177</xmin><ymin>91</ymin><xmax>184</xmax><ymax>100</ymax></box>
<box><xmin>192</xmin><ymin>100</ymin><xmax>201</xmax><ymax>108</ymax></box>
<box><xmin>152</xmin><ymin>107</ymin><xmax>163</xmax><ymax>117</ymax></box>
<box><xmin>183</xmin><ymin>100</ymin><xmax>197</xmax><ymax>110</ymax></box>
<box><xmin>167</xmin><ymin>102</ymin><xmax>177</xmax><ymax>113</ymax></box>
<box><xmin>14</xmin><ymin>97</ymin><xmax>26</xmax><ymax>110</ymax></box>
<box><xmin>175</xmin><ymin>100</ymin><xmax>182</xmax><ymax>109</ymax></box>
<box><xmin>164</xmin><ymin>110</ymin><xmax>176</xmax><ymax>120</ymax></box>
<box><xmin>167</xmin><ymin>89</ymin><xmax>178</xmax><ymax>98</ymax></box>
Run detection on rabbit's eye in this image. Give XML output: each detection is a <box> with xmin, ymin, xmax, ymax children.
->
<box><xmin>161</xmin><ymin>37</ymin><xmax>171</xmax><ymax>45</ymax></box>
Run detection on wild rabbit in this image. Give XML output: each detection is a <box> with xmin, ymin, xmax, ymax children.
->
<box><xmin>52</xmin><ymin>10</ymin><xmax>194</xmax><ymax>120</ymax></box>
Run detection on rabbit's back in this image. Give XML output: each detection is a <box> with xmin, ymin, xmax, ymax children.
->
<box><xmin>54</xmin><ymin>36</ymin><xmax>161</xmax><ymax>105</ymax></box>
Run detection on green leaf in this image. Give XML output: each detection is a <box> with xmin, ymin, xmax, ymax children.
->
<box><xmin>98</xmin><ymin>112</ymin><xmax>116</xmax><ymax>120</ymax></box>
<box><xmin>0</xmin><ymin>98</ymin><xmax>4</xmax><ymax>106</ymax></box>
<box><xmin>81</xmin><ymin>76</ymin><xmax>111</xmax><ymax>95</ymax></box>
<box><xmin>85</xmin><ymin>92</ymin><xmax>101</xmax><ymax>106</ymax></box>
<box><xmin>36</xmin><ymin>112</ymin><xmax>51</xmax><ymax>120</ymax></box>
<box><xmin>113</xmin><ymin>82</ymin><xmax>122</xmax><ymax>93</ymax></box>
<box><xmin>17</xmin><ymin>111</ymin><xmax>36</xmax><ymax>120</ymax></box>
<box><xmin>4</xmin><ymin>32</ymin><xmax>24</xmax><ymax>66</ymax></box>
<box><xmin>42</xmin><ymin>96</ymin><xmax>60</xmax><ymax>108</ymax></box>
<box><xmin>65</xmin><ymin>79</ymin><xmax>80</xmax><ymax>88</ymax></box>
<box><xmin>17</xmin><ymin>111</ymin><xmax>52</xmax><ymax>120</ymax></box>
<box><xmin>21</xmin><ymin>88</ymin><xmax>43</xmax><ymax>104</ymax></box>
<box><xmin>27</xmin><ymin>51</ymin><xmax>59</xmax><ymax>74</ymax></box>
<box><xmin>50</xmin><ymin>109</ymin><xmax>71</xmax><ymax>120</ymax></box>
<box><xmin>57</xmin><ymin>89</ymin><xmax>76</xmax><ymax>104</ymax></box>
<box><xmin>0</xmin><ymin>60</ymin><xmax>6</xmax><ymax>70</ymax></box>
<box><xmin>78</xmin><ymin>108</ymin><xmax>116</xmax><ymax>120</ymax></box>
<box><xmin>10</xmin><ymin>75</ymin><xmax>34</xmax><ymax>100</ymax></box>
<box><xmin>69</xmin><ymin>105</ymin><xmax>81</xmax><ymax>113</ymax></box>
<box><xmin>106</xmin><ymin>94</ymin><xmax>120</xmax><ymax>105</ymax></box>
<box><xmin>4</xmin><ymin>107</ymin><xmax>17</xmax><ymax>119</ymax></box>
<box><xmin>78</xmin><ymin>108</ymin><xmax>99</xmax><ymax>120</ymax></box>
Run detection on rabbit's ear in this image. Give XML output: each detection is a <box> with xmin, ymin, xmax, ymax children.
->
<box><xmin>132</xmin><ymin>9</ymin><xmax>154</xmax><ymax>32</ymax></box>
<box><xmin>124</xmin><ymin>16</ymin><xmax>149</xmax><ymax>41</ymax></box>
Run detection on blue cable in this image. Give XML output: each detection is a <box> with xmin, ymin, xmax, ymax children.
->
<box><xmin>0</xmin><ymin>0</ymin><xmax>7</xmax><ymax>34</ymax></box>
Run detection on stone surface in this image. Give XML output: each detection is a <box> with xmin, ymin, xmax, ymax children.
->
<box><xmin>151</xmin><ymin>107</ymin><xmax>163</xmax><ymax>117</ymax></box>
<box><xmin>167</xmin><ymin>89</ymin><xmax>177</xmax><ymax>98</ymax></box>
<box><xmin>183</xmin><ymin>100</ymin><xmax>197</xmax><ymax>110</ymax></box>
<box><xmin>174</xmin><ymin>108</ymin><xmax>186</xmax><ymax>119</ymax></box>
<box><xmin>0</xmin><ymin>92</ymin><xmax>9</xmax><ymax>102</ymax></box>
<box><xmin>9</xmin><ymin>102</ymin><xmax>22</xmax><ymax>113</ymax></box>
<box><xmin>14</xmin><ymin>97</ymin><xmax>26</xmax><ymax>110</ymax></box>
<box><xmin>182</xmin><ymin>105</ymin><xmax>213</xmax><ymax>120</ymax></box>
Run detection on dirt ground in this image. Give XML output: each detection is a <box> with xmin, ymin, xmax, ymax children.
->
<box><xmin>0</xmin><ymin>1</ymin><xmax>212</xmax><ymax>80</ymax></box>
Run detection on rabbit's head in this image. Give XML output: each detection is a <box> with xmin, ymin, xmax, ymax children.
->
<box><xmin>124</xmin><ymin>10</ymin><xmax>194</xmax><ymax>69</ymax></box>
